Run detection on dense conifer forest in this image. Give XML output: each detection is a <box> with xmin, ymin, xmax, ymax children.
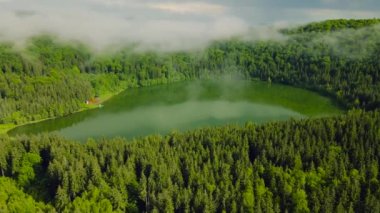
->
<box><xmin>0</xmin><ymin>110</ymin><xmax>379</xmax><ymax>212</ymax></box>
<box><xmin>0</xmin><ymin>19</ymin><xmax>379</xmax><ymax>212</ymax></box>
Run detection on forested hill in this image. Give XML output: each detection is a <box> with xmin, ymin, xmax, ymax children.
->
<box><xmin>1</xmin><ymin>19</ymin><xmax>380</xmax><ymax>129</ymax></box>
<box><xmin>282</xmin><ymin>18</ymin><xmax>380</xmax><ymax>34</ymax></box>
<box><xmin>0</xmin><ymin>110</ymin><xmax>379</xmax><ymax>212</ymax></box>
<box><xmin>0</xmin><ymin>19</ymin><xmax>379</xmax><ymax>212</ymax></box>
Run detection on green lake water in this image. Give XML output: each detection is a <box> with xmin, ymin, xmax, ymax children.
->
<box><xmin>8</xmin><ymin>80</ymin><xmax>343</xmax><ymax>140</ymax></box>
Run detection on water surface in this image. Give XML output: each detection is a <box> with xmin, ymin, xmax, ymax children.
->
<box><xmin>9</xmin><ymin>80</ymin><xmax>343</xmax><ymax>140</ymax></box>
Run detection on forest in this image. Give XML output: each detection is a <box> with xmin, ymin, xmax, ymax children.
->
<box><xmin>1</xmin><ymin>19</ymin><xmax>380</xmax><ymax>127</ymax></box>
<box><xmin>0</xmin><ymin>19</ymin><xmax>379</xmax><ymax>212</ymax></box>
<box><xmin>0</xmin><ymin>110</ymin><xmax>379</xmax><ymax>212</ymax></box>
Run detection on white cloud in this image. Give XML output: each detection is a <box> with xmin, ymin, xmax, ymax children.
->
<box><xmin>0</xmin><ymin>0</ymin><xmax>379</xmax><ymax>51</ymax></box>
<box><xmin>148</xmin><ymin>2</ymin><xmax>227</xmax><ymax>15</ymax></box>
<box><xmin>0</xmin><ymin>3</ymin><xmax>248</xmax><ymax>51</ymax></box>
<box><xmin>83</xmin><ymin>0</ymin><xmax>141</xmax><ymax>8</ymax></box>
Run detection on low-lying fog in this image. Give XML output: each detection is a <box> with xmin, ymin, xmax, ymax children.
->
<box><xmin>0</xmin><ymin>0</ymin><xmax>379</xmax><ymax>51</ymax></box>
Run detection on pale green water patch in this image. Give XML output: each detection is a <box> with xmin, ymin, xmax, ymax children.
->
<box><xmin>8</xmin><ymin>80</ymin><xmax>343</xmax><ymax>140</ymax></box>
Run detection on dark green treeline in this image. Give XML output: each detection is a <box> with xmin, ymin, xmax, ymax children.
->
<box><xmin>0</xmin><ymin>110</ymin><xmax>379</xmax><ymax>212</ymax></box>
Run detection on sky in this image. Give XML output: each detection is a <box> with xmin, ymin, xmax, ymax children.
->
<box><xmin>0</xmin><ymin>0</ymin><xmax>379</xmax><ymax>50</ymax></box>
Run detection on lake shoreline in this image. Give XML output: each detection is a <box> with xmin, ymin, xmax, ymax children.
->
<box><xmin>2</xmin><ymin>79</ymin><xmax>346</xmax><ymax>137</ymax></box>
<box><xmin>7</xmin><ymin>80</ymin><xmax>344</xmax><ymax>140</ymax></box>
<box><xmin>0</xmin><ymin>89</ymin><xmax>124</xmax><ymax>135</ymax></box>
<box><xmin>0</xmin><ymin>79</ymin><xmax>186</xmax><ymax>135</ymax></box>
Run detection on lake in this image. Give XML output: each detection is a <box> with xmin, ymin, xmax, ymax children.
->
<box><xmin>8</xmin><ymin>80</ymin><xmax>343</xmax><ymax>140</ymax></box>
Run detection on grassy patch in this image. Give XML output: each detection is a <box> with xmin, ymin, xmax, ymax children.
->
<box><xmin>0</xmin><ymin>123</ymin><xmax>16</xmax><ymax>135</ymax></box>
<box><xmin>82</xmin><ymin>90</ymin><xmax>124</xmax><ymax>110</ymax></box>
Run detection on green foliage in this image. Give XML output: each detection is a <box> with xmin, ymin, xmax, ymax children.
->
<box><xmin>242</xmin><ymin>183</ymin><xmax>254</xmax><ymax>212</ymax></box>
<box><xmin>17</xmin><ymin>153</ymin><xmax>41</xmax><ymax>187</ymax></box>
<box><xmin>66</xmin><ymin>188</ymin><xmax>114</xmax><ymax>213</ymax></box>
<box><xmin>283</xmin><ymin>18</ymin><xmax>380</xmax><ymax>34</ymax></box>
<box><xmin>0</xmin><ymin>68</ymin><xmax>93</xmax><ymax>125</ymax></box>
<box><xmin>292</xmin><ymin>189</ymin><xmax>310</xmax><ymax>213</ymax></box>
<box><xmin>0</xmin><ymin>177</ymin><xmax>54</xmax><ymax>212</ymax></box>
<box><xmin>0</xmin><ymin>110</ymin><xmax>379</xmax><ymax>212</ymax></box>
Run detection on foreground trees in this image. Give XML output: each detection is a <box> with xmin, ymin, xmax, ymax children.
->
<box><xmin>0</xmin><ymin>110</ymin><xmax>379</xmax><ymax>212</ymax></box>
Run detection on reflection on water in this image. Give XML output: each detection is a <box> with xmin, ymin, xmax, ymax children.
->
<box><xmin>59</xmin><ymin>101</ymin><xmax>303</xmax><ymax>140</ymax></box>
<box><xmin>8</xmin><ymin>80</ymin><xmax>342</xmax><ymax>140</ymax></box>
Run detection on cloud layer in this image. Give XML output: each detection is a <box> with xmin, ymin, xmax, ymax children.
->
<box><xmin>0</xmin><ymin>0</ymin><xmax>379</xmax><ymax>51</ymax></box>
<box><xmin>148</xmin><ymin>2</ymin><xmax>226</xmax><ymax>15</ymax></box>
